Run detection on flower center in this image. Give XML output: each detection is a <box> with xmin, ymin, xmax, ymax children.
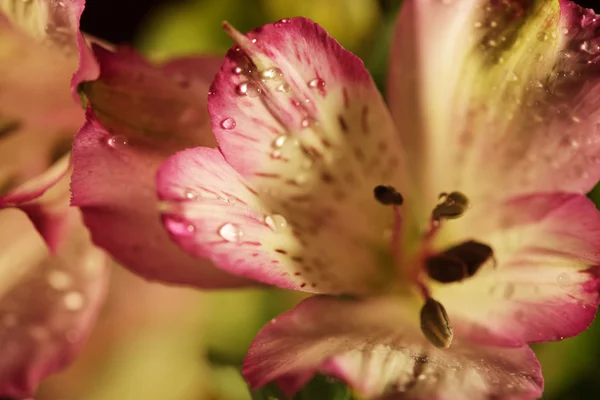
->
<box><xmin>373</xmin><ymin>186</ymin><xmax>495</xmax><ymax>349</ymax></box>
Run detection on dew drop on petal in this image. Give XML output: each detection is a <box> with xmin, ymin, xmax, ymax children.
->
<box><xmin>261</xmin><ymin>67</ymin><xmax>283</xmax><ymax>81</ymax></box>
<box><xmin>536</xmin><ymin>31</ymin><xmax>548</xmax><ymax>41</ymax></box>
<box><xmin>107</xmin><ymin>135</ymin><xmax>128</xmax><ymax>148</ymax></box>
<box><xmin>165</xmin><ymin>216</ymin><xmax>196</xmax><ymax>236</ymax></box>
<box><xmin>265</xmin><ymin>214</ymin><xmax>287</xmax><ymax>232</ymax></box>
<box><xmin>47</xmin><ymin>270</ymin><xmax>72</xmax><ymax>290</ymax></box>
<box><xmin>307</xmin><ymin>78</ymin><xmax>326</xmax><ymax>90</ymax></box>
<box><xmin>220</xmin><ymin>117</ymin><xmax>236</xmax><ymax>130</ymax></box>
<box><xmin>580</xmin><ymin>39</ymin><xmax>600</xmax><ymax>55</ymax></box>
<box><xmin>276</xmin><ymin>83</ymin><xmax>291</xmax><ymax>93</ymax></box>
<box><xmin>272</xmin><ymin>135</ymin><xmax>288</xmax><ymax>149</ymax></box>
<box><xmin>63</xmin><ymin>291</ymin><xmax>85</xmax><ymax>311</ymax></box>
<box><xmin>233</xmin><ymin>66</ymin><xmax>243</xmax><ymax>74</ymax></box>
<box><xmin>236</xmin><ymin>81</ymin><xmax>262</xmax><ymax>97</ymax></box>
<box><xmin>184</xmin><ymin>189</ymin><xmax>197</xmax><ymax>200</ymax></box>
<box><xmin>226</xmin><ymin>195</ymin><xmax>237</xmax><ymax>205</ymax></box>
<box><xmin>219</xmin><ymin>223</ymin><xmax>243</xmax><ymax>243</ymax></box>
<box><xmin>557</xmin><ymin>272</ymin><xmax>572</xmax><ymax>287</ymax></box>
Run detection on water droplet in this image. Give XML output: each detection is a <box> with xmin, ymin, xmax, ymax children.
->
<box><xmin>307</xmin><ymin>78</ymin><xmax>326</xmax><ymax>90</ymax></box>
<box><xmin>251</xmin><ymin>38</ymin><xmax>257</xmax><ymax>44</ymax></box>
<box><xmin>265</xmin><ymin>214</ymin><xmax>287</xmax><ymax>232</ymax></box>
<box><xmin>490</xmin><ymin>20</ymin><xmax>498</xmax><ymax>28</ymax></box>
<box><xmin>503</xmin><ymin>283</ymin><xmax>515</xmax><ymax>299</ymax></box>
<box><xmin>580</xmin><ymin>39</ymin><xmax>600</xmax><ymax>55</ymax></box>
<box><xmin>226</xmin><ymin>195</ymin><xmax>237</xmax><ymax>205</ymax></box>
<box><xmin>63</xmin><ymin>291</ymin><xmax>85</xmax><ymax>311</ymax></box>
<box><xmin>261</xmin><ymin>67</ymin><xmax>283</xmax><ymax>81</ymax></box>
<box><xmin>184</xmin><ymin>189</ymin><xmax>196</xmax><ymax>200</ymax></box>
<box><xmin>270</xmin><ymin>150</ymin><xmax>282</xmax><ymax>159</ymax></box>
<box><xmin>272</xmin><ymin>135</ymin><xmax>288</xmax><ymax>149</ymax></box>
<box><xmin>487</xmin><ymin>39</ymin><xmax>498</xmax><ymax>47</ymax></box>
<box><xmin>107</xmin><ymin>135</ymin><xmax>128</xmax><ymax>148</ymax></box>
<box><xmin>276</xmin><ymin>83</ymin><xmax>290</xmax><ymax>93</ymax></box>
<box><xmin>220</xmin><ymin>117</ymin><xmax>236</xmax><ymax>130</ymax></box>
<box><xmin>562</xmin><ymin>28</ymin><xmax>569</xmax><ymax>35</ymax></box>
<box><xmin>165</xmin><ymin>216</ymin><xmax>196</xmax><ymax>236</ymax></box>
<box><xmin>47</xmin><ymin>270</ymin><xmax>72</xmax><ymax>290</ymax></box>
<box><xmin>218</xmin><ymin>223</ymin><xmax>243</xmax><ymax>243</ymax></box>
<box><xmin>233</xmin><ymin>66</ymin><xmax>243</xmax><ymax>74</ymax></box>
<box><xmin>570</xmin><ymin>139</ymin><xmax>580</xmax><ymax>148</ymax></box>
<box><xmin>236</xmin><ymin>81</ymin><xmax>262</xmax><ymax>97</ymax></box>
<box><xmin>536</xmin><ymin>31</ymin><xmax>548</xmax><ymax>41</ymax></box>
<box><xmin>557</xmin><ymin>272</ymin><xmax>572</xmax><ymax>287</ymax></box>
<box><xmin>301</xmin><ymin>118</ymin><xmax>315</xmax><ymax>128</ymax></box>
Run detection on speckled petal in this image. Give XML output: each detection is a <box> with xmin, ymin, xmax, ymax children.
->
<box><xmin>71</xmin><ymin>46</ymin><xmax>250</xmax><ymax>287</ymax></box>
<box><xmin>0</xmin><ymin>207</ymin><xmax>108</xmax><ymax>397</ymax></box>
<box><xmin>157</xmin><ymin>147</ymin><xmax>387</xmax><ymax>294</ymax></box>
<box><xmin>244</xmin><ymin>296</ymin><xmax>543</xmax><ymax>400</ymax></box>
<box><xmin>434</xmin><ymin>193</ymin><xmax>600</xmax><ymax>347</ymax></box>
<box><xmin>389</xmin><ymin>0</ymin><xmax>600</xmax><ymax>213</ymax></box>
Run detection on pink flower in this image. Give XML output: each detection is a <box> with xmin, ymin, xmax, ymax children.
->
<box><xmin>74</xmin><ymin>0</ymin><xmax>600</xmax><ymax>399</ymax></box>
<box><xmin>0</xmin><ymin>1</ymin><xmax>110</xmax><ymax>396</ymax></box>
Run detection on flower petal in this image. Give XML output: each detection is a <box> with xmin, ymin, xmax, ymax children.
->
<box><xmin>209</xmin><ymin>18</ymin><xmax>408</xmax><ymax>256</ymax></box>
<box><xmin>0</xmin><ymin>0</ymin><xmax>84</xmax><ymax>247</ymax></box>
<box><xmin>157</xmin><ymin>147</ymin><xmax>389</xmax><ymax>293</ymax></box>
<box><xmin>71</xmin><ymin>46</ymin><xmax>249</xmax><ymax>287</ymax></box>
<box><xmin>244</xmin><ymin>296</ymin><xmax>543</xmax><ymax>400</ymax></box>
<box><xmin>0</xmin><ymin>207</ymin><xmax>108</xmax><ymax>397</ymax></box>
<box><xmin>389</xmin><ymin>0</ymin><xmax>600</xmax><ymax>211</ymax></box>
<box><xmin>434</xmin><ymin>193</ymin><xmax>600</xmax><ymax>347</ymax></box>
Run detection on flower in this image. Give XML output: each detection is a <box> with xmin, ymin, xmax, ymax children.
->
<box><xmin>0</xmin><ymin>1</ymin><xmax>110</xmax><ymax>396</ymax></box>
<box><xmin>75</xmin><ymin>0</ymin><xmax>600</xmax><ymax>398</ymax></box>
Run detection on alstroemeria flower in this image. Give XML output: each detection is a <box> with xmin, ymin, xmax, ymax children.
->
<box><xmin>0</xmin><ymin>0</ymin><xmax>86</xmax><ymax>250</ymax></box>
<box><xmin>0</xmin><ymin>1</ymin><xmax>110</xmax><ymax>396</ymax></box>
<box><xmin>148</xmin><ymin>0</ymin><xmax>600</xmax><ymax>398</ymax></box>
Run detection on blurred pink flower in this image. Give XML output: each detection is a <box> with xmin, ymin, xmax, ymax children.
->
<box><xmin>0</xmin><ymin>2</ymin><xmax>110</xmax><ymax>396</ymax></box>
<box><xmin>108</xmin><ymin>0</ymin><xmax>600</xmax><ymax>398</ymax></box>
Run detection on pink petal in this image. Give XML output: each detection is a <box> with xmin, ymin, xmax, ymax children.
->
<box><xmin>434</xmin><ymin>193</ymin><xmax>600</xmax><ymax>347</ymax></box>
<box><xmin>244</xmin><ymin>296</ymin><xmax>543</xmax><ymax>400</ymax></box>
<box><xmin>388</xmin><ymin>0</ymin><xmax>600</xmax><ymax>210</ymax></box>
<box><xmin>185</xmin><ymin>17</ymin><xmax>410</xmax><ymax>292</ymax></box>
<box><xmin>71</xmin><ymin>46</ymin><xmax>249</xmax><ymax>287</ymax></box>
<box><xmin>157</xmin><ymin>147</ymin><xmax>388</xmax><ymax>293</ymax></box>
<box><xmin>0</xmin><ymin>208</ymin><xmax>109</xmax><ymax>397</ymax></box>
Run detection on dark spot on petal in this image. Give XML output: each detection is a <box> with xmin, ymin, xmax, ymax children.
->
<box><xmin>292</xmin><ymin>256</ymin><xmax>304</xmax><ymax>263</ymax></box>
<box><xmin>275</xmin><ymin>248</ymin><xmax>288</xmax><ymax>255</ymax></box>
<box><xmin>338</xmin><ymin>115</ymin><xmax>349</xmax><ymax>133</ymax></box>
<box><xmin>321</xmin><ymin>172</ymin><xmax>334</xmax><ymax>183</ymax></box>
<box><xmin>361</xmin><ymin>105</ymin><xmax>370</xmax><ymax>135</ymax></box>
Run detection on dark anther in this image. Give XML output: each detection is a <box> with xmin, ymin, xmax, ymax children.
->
<box><xmin>420</xmin><ymin>297</ymin><xmax>453</xmax><ymax>348</ymax></box>
<box><xmin>425</xmin><ymin>240</ymin><xmax>494</xmax><ymax>283</ymax></box>
<box><xmin>374</xmin><ymin>185</ymin><xmax>404</xmax><ymax>205</ymax></box>
<box><xmin>432</xmin><ymin>191</ymin><xmax>469</xmax><ymax>220</ymax></box>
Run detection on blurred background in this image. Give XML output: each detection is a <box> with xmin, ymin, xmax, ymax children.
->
<box><xmin>36</xmin><ymin>0</ymin><xmax>600</xmax><ymax>399</ymax></box>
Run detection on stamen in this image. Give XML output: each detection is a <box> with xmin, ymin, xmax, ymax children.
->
<box><xmin>420</xmin><ymin>297</ymin><xmax>453</xmax><ymax>348</ymax></box>
<box><xmin>373</xmin><ymin>185</ymin><xmax>404</xmax><ymax>205</ymax></box>
<box><xmin>432</xmin><ymin>191</ymin><xmax>470</xmax><ymax>221</ymax></box>
<box><xmin>426</xmin><ymin>240</ymin><xmax>494</xmax><ymax>283</ymax></box>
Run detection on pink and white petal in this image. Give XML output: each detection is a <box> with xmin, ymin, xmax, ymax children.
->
<box><xmin>0</xmin><ymin>207</ymin><xmax>108</xmax><ymax>398</ymax></box>
<box><xmin>388</xmin><ymin>0</ymin><xmax>600</xmax><ymax>213</ymax></box>
<box><xmin>434</xmin><ymin>193</ymin><xmax>600</xmax><ymax>347</ymax></box>
<box><xmin>72</xmin><ymin>109</ymin><xmax>249</xmax><ymax>288</ymax></box>
<box><xmin>209</xmin><ymin>18</ymin><xmax>410</xmax><ymax>261</ymax></box>
<box><xmin>158</xmin><ymin>147</ymin><xmax>386</xmax><ymax>294</ymax></box>
<box><xmin>244</xmin><ymin>296</ymin><xmax>543</xmax><ymax>400</ymax></box>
